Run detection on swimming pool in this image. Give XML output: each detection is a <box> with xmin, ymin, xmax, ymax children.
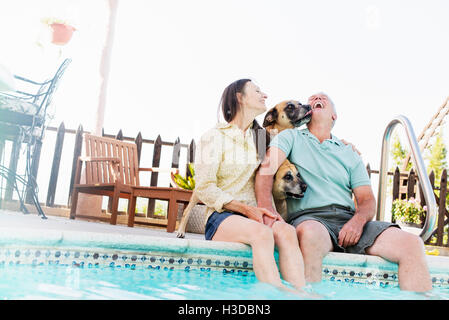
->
<box><xmin>2</xmin><ymin>263</ymin><xmax>448</xmax><ymax>300</ymax></box>
<box><xmin>1</xmin><ymin>222</ymin><xmax>449</xmax><ymax>300</ymax></box>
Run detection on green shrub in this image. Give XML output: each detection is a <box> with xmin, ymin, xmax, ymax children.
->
<box><xmin>391</xmin><ymin>198</ymin><xmax>424</xmax><ymax>224</ymax></box>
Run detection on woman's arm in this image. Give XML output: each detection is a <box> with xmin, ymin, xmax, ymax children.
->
<box><xmin>194</xmin><ymin>130</ymin><xmax>234</xmax><ymax>212</ymax></box>
<box><xmin>223</xmin><ymin>200</ymin><xmax>277</xmax><ymax>223</ymax></box>
<box><xmin>195</xmin><ymin>129</ymin><xmax>276</xmax><ymax>223</ymax></box>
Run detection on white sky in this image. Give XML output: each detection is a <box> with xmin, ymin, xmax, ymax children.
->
<box><xmin>1</xmin><ymin>0</ymin><xmax>449</xmax><ymax>201</ymax></box>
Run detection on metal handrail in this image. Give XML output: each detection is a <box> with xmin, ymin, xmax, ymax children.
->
<box><xmin>376</xmin><ymin>115</ymin><xmax>437</xmax><ymax>241</ymax></box>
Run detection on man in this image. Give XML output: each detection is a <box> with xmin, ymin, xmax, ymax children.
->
<box><xmin>255</xmin><ymin>92</ymin><xmax>432</xmax><ymax>292</ymax></box>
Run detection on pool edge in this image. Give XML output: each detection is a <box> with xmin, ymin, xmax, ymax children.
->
<box><xmin>0</xmin><ymin>226</ymin><xmax>448</xmax><ymax>287</ymax></box>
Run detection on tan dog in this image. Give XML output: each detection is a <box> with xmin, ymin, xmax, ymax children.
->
<box><xmin>263</xmin><ymin>100</ymin><xmax>311</xmax><ymax>220</ymax></box>
<box><xmin>176</xmin><ymin>100</ymin><xmax>311</xmax><ymax>238</ymax></box>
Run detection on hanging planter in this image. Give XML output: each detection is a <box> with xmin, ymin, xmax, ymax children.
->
<box><xmin>41</xmin><ymin>17</ymin><xmax>77</xmax><ymax>46</ymax></box>
<box><xmin>50</xmin><ymin>23</ymin><xmax>76</xmax><ymax>45</ymax></box>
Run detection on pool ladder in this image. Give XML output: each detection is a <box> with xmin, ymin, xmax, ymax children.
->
<box><xmin>376</xmin><ymin>115</ymin><xmax>438</xmax><ymax>241</ymax></box>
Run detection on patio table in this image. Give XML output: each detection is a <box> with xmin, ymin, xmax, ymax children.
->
<box><xmin>129</xmin><ymin>186</ymin><xmax>195</xmax><ymax>233</ymax></box>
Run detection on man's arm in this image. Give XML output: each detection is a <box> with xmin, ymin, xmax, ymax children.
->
<box><xmin>338</xmin><ymin>185</ymin><xmax>376</xmax><ymax>247</ymax></box>
<box><xmin>255</xmin><ymin>146</ymin><xmax>287</xmax><ymax>225</ymax></box>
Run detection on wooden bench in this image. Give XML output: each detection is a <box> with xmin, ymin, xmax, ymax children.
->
<box><xmin>69</xmin><ymin>133</ymin><xmax>193</xmax><ymax>232</ymax></box>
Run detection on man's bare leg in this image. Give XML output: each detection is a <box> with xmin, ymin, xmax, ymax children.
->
<box><xmin>366</xmin><ymin>227</ymin><xmax>432</xmax><ymax>292</ymax></box>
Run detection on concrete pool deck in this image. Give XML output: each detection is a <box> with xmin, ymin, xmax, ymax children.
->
<box><xmin>1</xmin><ymin>209</ymin><xmax>449</xmax><ymax>287</ymax></box>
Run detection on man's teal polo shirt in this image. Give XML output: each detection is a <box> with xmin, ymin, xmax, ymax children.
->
<box><xmin>269</xmin><ymin>128</ymin><xmax>371</xmax><ymax>216</ymax></box>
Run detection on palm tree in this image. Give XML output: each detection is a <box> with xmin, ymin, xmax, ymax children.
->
<box><xmin>95</xmin><ymin>0</ymin><xmax>119</xmax><ymax>136</ymax></box>
<box><xmin>77</xmin><ymin>0</ymin><xmax>119</xmax><ymax>216</ymax></box>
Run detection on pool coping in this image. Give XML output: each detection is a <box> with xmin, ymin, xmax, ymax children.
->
<box><xmin>1</xmin><ymin>225</ymin><xmax>448</xmax><ymax>283</ymax></box>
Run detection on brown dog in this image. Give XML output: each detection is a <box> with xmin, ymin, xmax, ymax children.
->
<box><xmin>263</xmin><ymin>100</ymin><xmax>311</xmax><ymax>220</ymax></box>
<box><xmin>176</xmin><ymin>100</ymin><xmax>311</xmax><ymax>238</ymax></box>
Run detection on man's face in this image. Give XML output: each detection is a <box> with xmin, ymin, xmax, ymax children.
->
<box><xmin>307</xmin><ymin>93</ymin><xmax>336</xmax><ymax>125</ymax></box>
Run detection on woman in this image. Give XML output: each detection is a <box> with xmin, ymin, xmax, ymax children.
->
<box><xmin>194</xmin><ymin>79</ymin><xmax>306</xmax><ymax>291</ymax></box>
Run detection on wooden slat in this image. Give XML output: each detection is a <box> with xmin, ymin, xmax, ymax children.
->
<box><xmin>128</xmin><ymin>145</ymin><xmax>134</xmax><ymax>186</ymax></box>
<box><xmin>407</xmin><ymin>169</ymin><xmax>416</xmax><ymax>199</ymax></box>
<box><xmin>95</xmin><ymin>136</ymin><xmax>103</xmax><ymax>183</ymax></box>
<box><xmin>91</xmin><ymin>137</ymin><xmax>99</xmax><ymax>184</ymax></box>
<box><xmin>133</xmin><ymin>143</ymin><xmax>140</xmax><ymax>186</ymax></box>
<box><xmin>418</xmin><ymin>180</ymin><xmax>426</xmax><ymax>226</ymax></box>
<box><xmin>437</xmin><ymin>170</ymin><xmax>447</xmax><ymax>246</ymax></box>
<box><xmin>100</xmin><ymin>140</ymin><xmax>108</xmax><ymax>183</ymax></box>
<box><xmin>151</xmin><ymin>135</ymin><xmax>162</xmax><ymax>186</ymax></box>
<box><xmin>148</xmin><ymin>135</ymin><xmax>162</xmax><ymax>217</ymax></box>
<box><xmin>171</xmin><ymin>137</ymin><xmax>181</xmax><ymax>169</ymax></box>
<box><xmin>392</xmin><ymin>167</ymin><xmax>400</xmax><ymax>201</ymax></box>
<box><xmin>85</xmin><ymin>136</ymin><xmax>92</xmax><ymax>184</ymax></box>
<box><xmin>68</xmin><ymin>125</ymin><xmax>83</xmax><ymax>206</ymax></box>
<box><xmin>429</xmin><ymin>171</ymin><xmax>436</xmax><ymax>203</ymax></box>
<box><xmin>106</xmin><ymin>139</ymin><xmax>114</xmax><ymax>183</ymax></box>
<box><xmin>129</xmin><ymin>145</ymin><xmax>136</xmax><ymax>185</ymax></box>
<box><xmin>110</xmin><ymin>140</ymin><xmax>118</xmax><ymax>183</ymax></box>
<box><xmin>116</xmin><ymin>129</ymin><xmax>123</xmax><ymax>141</ymax></box>
<box><xmin>135</xmin><ymin>132</ymin><xmax>142</xmax><ymax>164</ymax></box>
<box><xmin>186</xmin><ymin>139</ymin><xmax>195</xmax><ymax>179</ymax></box>
<box><xmin>119</xmin><ymin>142</ymin><xmax>125</xmax><ymax>183</ymax></box>
<box><xmin>46</xmin><ymin>122</ymin><xmax>65</xmax><ymax>206</ymax></box>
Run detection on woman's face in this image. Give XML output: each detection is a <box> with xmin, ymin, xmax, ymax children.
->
<box><xmin>239</xmin><ymin>81</ymin><xmax>268</xmax><ymax>116</ymax></box>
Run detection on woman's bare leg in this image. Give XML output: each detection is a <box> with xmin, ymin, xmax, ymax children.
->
<box><xmin>272</xmin><ymin>220</ymin><xmax>306</xmax><ymax>289</ymax></box>
<box><xmin>212</xmin><ymin>215</ymin><xmax>283</xmax><ymax>287</ymax></box>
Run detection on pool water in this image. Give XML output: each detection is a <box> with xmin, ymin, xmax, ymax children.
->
<box><xmin>1</xmin><ymin>264</ymin><xmax>448</xmax><ymax>300</ymax></box>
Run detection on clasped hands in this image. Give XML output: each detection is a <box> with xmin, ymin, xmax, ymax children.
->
<box><xmin>246</xmin><ymin>205</ymin><xmax>366</xmax><ymax>248</ymax></box>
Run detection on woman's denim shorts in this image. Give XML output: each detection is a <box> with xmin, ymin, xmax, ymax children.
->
<box><xmin>205</xmin><ymin>211</ymin><xmax>246</xmax><ymax>240</ymax></box>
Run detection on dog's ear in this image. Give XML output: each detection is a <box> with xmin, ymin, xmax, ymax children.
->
<box><xmin>263</xmin><ymin>108</ymin><xmax>278</xmax><ymax>127</ymax></box>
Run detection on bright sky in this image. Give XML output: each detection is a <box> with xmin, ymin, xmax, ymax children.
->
<box><xmin>1</xmin><ymin>0</ymin><xmax>449</xmax><ymax>202</ymax></box>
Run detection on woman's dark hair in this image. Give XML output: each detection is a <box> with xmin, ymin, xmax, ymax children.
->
<box><xmin>218</xmin><ymin>78</ymin><xmax>269</xmax><ymax>161</ymax></box>
<box><xmin>219</xmin><ymin>78</ymin><xmax>251</xmax><ymax>123</ymax></box>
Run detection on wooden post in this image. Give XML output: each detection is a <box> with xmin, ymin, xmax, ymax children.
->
<box><xmin>135</xmin><ymin>132</ymin><xmax>143</xmax><ymax>164</ymax></box>
<box><xmin>25</xmin><ymin>138</ymin><xmax>43</xmax><ymax>204</ymax></box>
<box><xmin>147</xmin><ymin>135</ymin><xmax>162</xmax><ymax>217</ymax></box>
<box><xmin>171</xmin><ymin>137</ymin><xmax>181</xmax><ymax>172</ymax></box>
<box><xmin>437</xmin><ymin>169</ymin><xmax>447</xmax><ymax>246</ymax></box>
<box><xmin>107</xmin><ymin>129</ymin><xmax>123</xmax><ymax>212</ymax></box>
<box><xmin>186</xmin><ymin>139</ymin><xmax>196</xmax><ymax>179</ymax></box>
<box><xmin>429</xmin><ymin>171</ymin><xmax>436</xmax><ymax>203</ymax></box>
<box><xmin>115</xmin><ymin>129</ymin><xmax>123</xmax><ymax>141</ymax></box>
<box><xmin>68</xmin><ymin>125</ymin><xmax>83</xmax><ymax>206</ymax></box>
<box><xmin>392</xmin><ymin>167</ymin><xmax>400</xmax><ymax>201</ymax></box>
<box><xmin>366</xmin><ymin>163</ymin><xmax>371</xmax><ymax>179</ymax></box>
<box><xmin>418</xmin><ymin>177</ymin><xmax>427</xmax><ymax>227</ymax></box>
<box><xmin>46</xmin><ymin>122</ymin><xmax>65</xmax><ymax>207</ymax></box>
<box><xmin>407</xmin><ymin>169</ymin><xmax>416</xmax><ymax>199</ymax></box>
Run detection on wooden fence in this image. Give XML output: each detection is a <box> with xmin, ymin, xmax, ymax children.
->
<box><xmin>367</xmin><ymin>165</ymin><xmax>449</xmax><ymax>246</ymax></box>
<box><xmin>1</xmin><ymin>123</ymin><xmax>448</xmax><ymax>246</ymax></box>
<box><xmin>0</xmin><ymin>122</ymin><xmax>196</xmax><ymax>218</ymax></box>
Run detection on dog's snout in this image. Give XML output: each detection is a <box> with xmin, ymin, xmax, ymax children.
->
<box><xmin>301</xmin><ymin>183</ymin><xmax>307</xmax><ymax>192</ymax></box>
